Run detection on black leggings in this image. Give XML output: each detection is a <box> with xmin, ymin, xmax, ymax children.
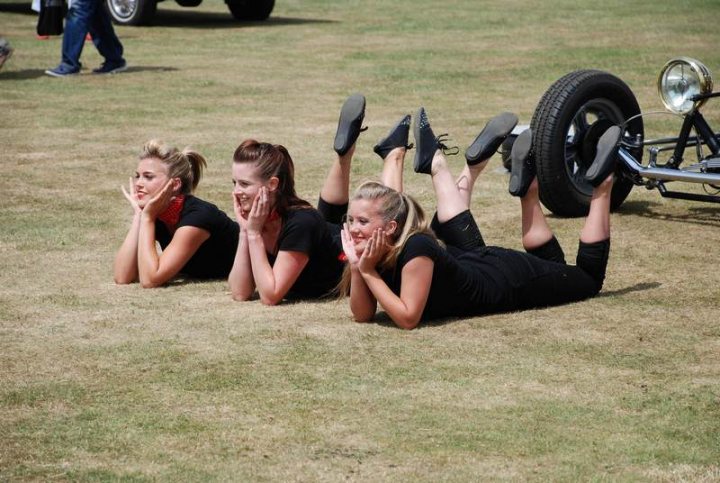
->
<box><xmin>432</xmin><ymin>210</ymin><xmax>610</xmax><ymax>311</ymax></box>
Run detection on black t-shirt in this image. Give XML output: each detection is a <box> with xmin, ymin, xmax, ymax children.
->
<box><xmin>156</xmin><ymin>195</ymin><xmax>239</xmax><ymax>279</ymax></box>
<box><xmin>267</xmin><ymin>207</ymin><xmax>344</xmax><ymax>300</ymax></box>
<box><xmin>379</xmin><ymin>233</ymin><xmax>533</xmax><ymax>320</ymax></box>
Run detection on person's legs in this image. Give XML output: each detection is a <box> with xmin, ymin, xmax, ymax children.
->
<box><xmin>88</xmin><ymin>0</ymin><xmax>124</xmax><ymax>66</ymax></box>
<box><xmin>580</xmin><ymin>175</ymin><xmax>613</xmax><ymax>244</ymax></box>
<box><xmin>430</xmin><ymin>149</ymin><xmax>468</xmax><ymax>223</ymax></box>
<box><xmin>318</xmin><ymin>145</ymin><xmax>353</xmax><ymax>223</ymax></box>
<box><xmin>455</xmin><ymin>161</ymin><xmax>489</xmax><ymax>210</ymax></box>
<box><xmin>381</xmin><ymin>146</ymin><xmax>406</xmax><ymax>192</ymax></box>
<box><xmin>519</xmin><ymin>178</ymin><xmax>554</xmax><ymax>250</ymax></box>
<box><xmin>59</xmin><ymin>0</ymin><xmax>97</xmax><ymax>70</ymax></box>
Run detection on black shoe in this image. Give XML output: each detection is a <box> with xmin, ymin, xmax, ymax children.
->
<box><xmin>585</xmin><ymin>125</ymin><xmax>622</xmax><ymax>186</ymax></box>
<box><xmin>465</xmin><ymin>112</ymin><xmax>519</xmax><ymax>165</ymax></box>
<box><xmin>412</xmin><ymin>107</ymin><xmax>459</xmax><ymax>174</ymax></box>
<box><xmin>333</xmin><ymin>93</ymin><xmax>367</xmax><ymax>156</ymax></box>
<box><xmin>508</xmin><ymin>129</ymin><xmax>535</xmax><ymax>197</ymax></box>
<box><xmin>373</xmin><ymin>114</ymin><xmax>413</xmax><ymax>159</ymax></box>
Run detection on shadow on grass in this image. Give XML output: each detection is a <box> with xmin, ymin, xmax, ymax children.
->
<box><xmin>152</xmin><ymin>12</ymin><xmax>336</xmax><ymax>29</ymax></box>
<box><xmin>616</xmin><ymin>199</ymin><xmax>720</xmax><ymax>227</ymax></box>
<box><xmin>597</xmin><ymin>281</ymin><xmax>661</xmax><ymax>298</ymax></box>
<box><xmin>0</xmin><ymin>65</ymin><xmax>178</xmax><ymax>80</ymax></box>
<box><xmin>0</xmin><ymin>2</ymin><xmax>335</xmax><ymax>29</ymax></box>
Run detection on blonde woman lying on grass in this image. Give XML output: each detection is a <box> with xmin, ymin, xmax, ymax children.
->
<box><xmin>340</xmin><ymin>109</ymin><xmax>617</xmax><ymax>329</ymax></box>
<box><xmin>114</xmin><ymin>140</ymin><xmax>239</xmax><ymax>287</ymax></box>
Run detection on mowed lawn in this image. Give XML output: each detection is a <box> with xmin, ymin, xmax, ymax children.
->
<box><xmin>1</xmin><ymin>0</ymin><xmax>720</xmax><ymax>480</ymax></box>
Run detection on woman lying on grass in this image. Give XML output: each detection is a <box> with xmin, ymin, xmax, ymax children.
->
<box><xmin>228</xmin><ymin>94</ymin><xmax>412</xmax><ymax>304</ymax></box>
<box><xmin>340</xmin><ymin>108</ymin><xmax>619</xmax><ymax>329</ymax></box>
<box><xmin>114</xmin><ymin>140</ymin><xmax>239</xmax><ymax>287</ymax></box>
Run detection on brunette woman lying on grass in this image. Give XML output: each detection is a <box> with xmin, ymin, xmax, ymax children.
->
<box><xmin>340</xmin><ymin>109</ymin><xmax>618</xmax><ymax>329</ymax></box>
<box><xmin>114</xmin><ymin>140</ymin><xmax>239</xmax><ymax>287</ymax></box>
<box><xmin>228</xmin><ymin>94</ymin><xmax>411</xmax><ymax>304</ymax></box>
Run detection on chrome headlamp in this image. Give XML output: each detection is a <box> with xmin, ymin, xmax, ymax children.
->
<box><xmin>658</xmin><ymin>57</ymin><xmax>713</xmax><ymax>115</ymax></box>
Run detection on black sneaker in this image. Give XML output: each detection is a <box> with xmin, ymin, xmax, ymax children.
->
<box><xmin>92</xmin><ymin>60</ymin><xmax>127</xmax><ymax>74</ymax></box>
<box><xmin>585</xmin><ymin>125</ymin><xmax>622</xmax><ymax>186</ymax></box>
<box><xmin>508</xmin><ymin>129</ymin><xmax>535</xmax><ymax>197</ymax></box>
<box><xmin>333</xmin><ymin>93</ymin><xmax>367</xmax><ymax>156</ymax></box>
<box><xmin>412</xmin><ymin>107</ymin><xmax>458</xmax><ymax>175</ymax></box>
<box><xmin>465</xmin><ymin>112</ymin><xmax>519</xmax><ymax>165</ymax></box>
<box><xmin>373</xmin><ymin>114</ymin><xmax>413</xmax><ymax>159</ymax></box>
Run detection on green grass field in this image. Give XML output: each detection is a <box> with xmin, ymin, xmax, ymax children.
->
<box><xmin>2</xmin><ymin>0</ymin><xmax>720</xmax><ymax>480</ymax></box>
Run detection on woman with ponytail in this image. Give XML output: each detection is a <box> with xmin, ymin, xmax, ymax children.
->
<box><xmin>228</xmin><ymin>93</ymin><xmax>412</xmax><ymax>305</ymax></box>
<box><xmin>342</xmin><ymin>109</ymin><xmax>614</xmax><ymax>329</ymax></box>
<box><xmin>114</xmin><ymin>140</ymin><xmax>239</xmax><ymax>287</ymax></box>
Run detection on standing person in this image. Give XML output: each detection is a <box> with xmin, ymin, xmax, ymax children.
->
<box><xmin>0</xmin><ymin>37</ymin><xmax>13</xmax><ymax>70</ymax></box>
<box><xmin>114</xmin><ymin>140</ymin><xmax>239</xmax><ymax>287</ymax></box>
<box><xmin>340</xmin><ymin>108</ymin><xmax>617</xmax><ymax>329</ymax></box>
<box><xmin>45</xmin><ymin>0</ymin><xmax>126</xmax><ymax>77</ymax></box>
<box><xmin>228</xmin><ymin>94</ymin><xmax>412</xmax><ymax>304</ymax></box>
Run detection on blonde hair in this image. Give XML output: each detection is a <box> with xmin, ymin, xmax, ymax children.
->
<box><xmin>337</xmin><ymin>181</ymin><xmax>435</xmax><ymax>295</ymax></box>
<box><xmin>140</xmin><ymin>139</ymin><xmax>207</xmax><ymax>194</ymax></box>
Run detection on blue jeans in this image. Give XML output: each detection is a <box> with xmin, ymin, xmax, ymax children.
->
<box><xmin>60</xmin><ymin>0</ymin><xmax>124</xmax><ymax>70</ymax></box>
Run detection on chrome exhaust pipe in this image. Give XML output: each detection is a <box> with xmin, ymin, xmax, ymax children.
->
<box><xmin>619</xmin><ymin>148</ymin><xmax>720</xmax><ymax>184</ymax></box>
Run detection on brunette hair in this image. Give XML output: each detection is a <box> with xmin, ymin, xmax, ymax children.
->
<box><xmin>232</xmin><ymin>139</ymin><xmax>311</xmax><ymax>216</ymax></box>
<box><xmin>140</xmin><ymin>139</ymin><xmax>206</xmax><ymax>194</ymax></box>
<box><xmin>337</xmin><ymin>181</ymin><xmax>435</xmax><ymax>295</ymax></box>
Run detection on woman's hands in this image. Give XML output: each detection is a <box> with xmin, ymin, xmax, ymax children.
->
<box><xmin>141</xmin><ymin>180</ymin><xmax>175</xmax><ymax>221</ymax></box>
<box><xmin>341</xmin><ymin>225</ymin><xmax>391</xmax><ymax>272</ymax></box>
<box><xmin>358</xmin><ymin>228</ymin><xmax>390</xmax><ymax>273</ymax></box>
<box><xmin>246</xmin><ymin>187</ymin><xmax>271</xmax><ymax>236</ymax></box>
<box><xmin>121</xmin><ymin>177</ymin><xmax>142</xmax><ymax>215</ymax></box>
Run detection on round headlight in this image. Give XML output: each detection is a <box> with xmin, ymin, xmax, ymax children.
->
<box><xmin>658</xmin><ymin>57</ymin><xmax>713</xmax><ymax>115</ymax></box>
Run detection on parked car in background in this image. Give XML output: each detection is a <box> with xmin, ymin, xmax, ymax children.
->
<box><xmin>106</xmin><ymin>0</ymin><xmax>275</xmax><ymax>25</ymax></box>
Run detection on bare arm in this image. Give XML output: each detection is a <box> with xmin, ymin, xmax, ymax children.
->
<box><xmin>228</xmin><ymin>230</ymin><xmax>255</xmax><ymax>301</ymax></box>
<box><xmin>136</xmin><ymin>181</ymin><xmax>210</xmax><ymax>288</ymax></box>
<box><xmin>114</xmin><ymin>178</ymin><xmax>142</xmax><ymax>284</ymax></box>
<box><xmin>246</xmin><ymin>234</ymin><xmax>309</xmax><ymax>305</ymax></box>
<box><xmin>340</xmin><ymin>223</ymin><xmax>377</xmax><ymax>321</ymax></box>
<box><xmin>244</xmin><ymin>187</ymin><xmax>309</xmax><ymax>305</ymax></box>
<box><xmin>356</xmin><ymin>229</ymin><xmax>433</xmax><ymax>330</ymax></box>
<box><xmin>359</xmin><ymin>257</ymin><xmax>433</xmax><ymax>330</ymax></box>
<box><xmin>137</xmin><ymin>221</ymin><xmax>210</xmax><ymax>288</ymax></box>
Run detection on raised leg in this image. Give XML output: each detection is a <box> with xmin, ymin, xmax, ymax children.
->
<box><xmin>520</xmin><ymin>178</ymin><xmax>554</xmax><ymax>250</ymax></box>
<box><xmin>381</xmin><ymin>146</ymin><xmax>406</xmax><ymax>192</ymax></box>
<box><xmin>580</xmin><ymin>175</ymin><xmax>613</xmax><ymax>243</ymax></box>
<box><xmin>320</xmin><ymin>144</ymin><xmax>355</xmax><ymax>206</ymax></box>
<box><xmin>430</xmin><ymin>150</ymin><xmax>467</xmax><ymax>223</ymax></box>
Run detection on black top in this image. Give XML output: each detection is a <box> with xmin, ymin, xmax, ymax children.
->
<box><xmin>267</xmin><ymin>207</ymin><xmax>344</xmax><ymax>300</ymax></box>
<box><xmin>156</xmin><ymin>195</ymin><xmax>239</xmax><ymax>279</ymax></box>
<box><xmin>379</xmin><ymin>233</ymin><xmax>543</xmax><ymax>320</ymax></box>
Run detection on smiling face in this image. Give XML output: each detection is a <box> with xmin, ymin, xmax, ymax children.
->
<box><xmin>232</xmin><ymin>162</ymin><xmax>277</xmax><ymax>215</ymax></box>
<box><xmin>134</xmin><ymin>157</ymin><xmax>170</xmax><ymax>208</ymax></box>
<box><xmin>346</xmin><ymin>198</ymin><xmax>396</xmax><ymax>255</ymax></box>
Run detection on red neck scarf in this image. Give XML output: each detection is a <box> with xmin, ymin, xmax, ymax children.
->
<box><xmin>158</xmin><ymin>195</ymin><xmax>185</xmax><ymax>228</ymax></box>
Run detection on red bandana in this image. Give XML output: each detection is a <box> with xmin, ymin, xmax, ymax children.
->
<box><xmin>158</xmin><ymin>195</ymin><xmax>185</xmax><ymax>228</ymax></box>
<box><xmin>338</xmin><ymin>252</ymin><xmax>348</xmax><ymax>262</ymax></box>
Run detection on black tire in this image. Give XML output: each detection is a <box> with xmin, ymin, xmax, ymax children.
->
<box><xmin>226</xmin><ymin>0</ymin><xmax>274</xmax><ymax>20</ymax></box>
<box><xmin>530</xmin><ymin>70</ymin><xmax>644</xmax><ymax>217</ymax></box>
<box><xmin>107</xmin><ymin>0</ymin><xmax>157</xmax><ymax>25</ymax></box>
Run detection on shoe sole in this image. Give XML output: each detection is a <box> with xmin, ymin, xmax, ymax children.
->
<box><xmin>466</xmin><ymin>112</ymin><xmax>519</xmax><ymax>164</ymax></box>
<box><xmin>44</xmin><ymin>69</ymin><xmax>80</xmax><ymax>77</ymax></box>
<box><xmin>333</xmin><ymin>93</ymin><xmax>366</xmax><ymax>155</ymax></box>
<box><xmin>585</xmin><ymin>125</ymin><xmax>621</xmax><ymax>186</ymax></box>
<box><xmin>508</xmin><ymin>129</ymin><xmax>534</xmax><ymax>197</ymax></box>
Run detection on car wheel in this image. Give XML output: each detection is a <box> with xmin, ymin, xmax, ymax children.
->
<box><xmin>226</xmin><ymin>0</ymin><xmax>274</xmax><ymax>20</ymax></box>
<box><xmin>530</xmin><ymin>70</ymin><xmax>644</xmax><ymax>217</ymax></box>
<box><xmin>107</xmin><ymin>0</ymin><xmax>157</xmax><ymax>25</ymax></box>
